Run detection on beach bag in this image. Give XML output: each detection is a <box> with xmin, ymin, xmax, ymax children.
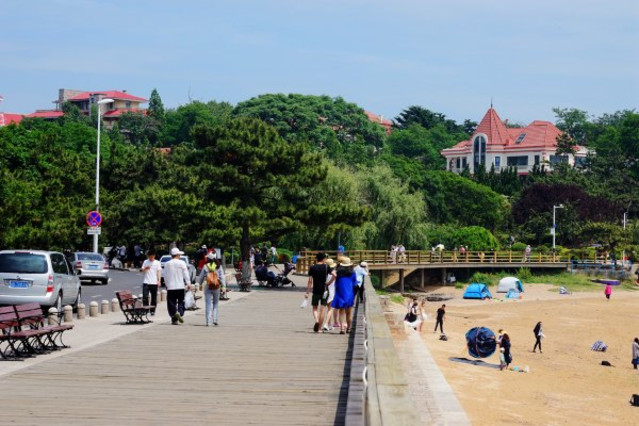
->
<box><xmin>630</xmin><ymin>394</ymin><xmax>639</xmax><ymax>407</ymax></box>
<box><xmin>206</xmin><ymin>265</ymin><xmax>220</xmax><ymax>290</ymax></box>
<box><xmin>404</xmin><ymin>312</ymin><xmax>417</xmax><ymax>323</ymax></box>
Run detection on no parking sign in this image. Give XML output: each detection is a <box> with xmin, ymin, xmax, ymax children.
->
<box><xmin>86</xmin><ymin>211</ymin><xmax>103</xmax><ymax>227</ymax></box>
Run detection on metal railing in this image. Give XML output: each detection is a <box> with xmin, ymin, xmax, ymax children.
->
<box><xmin>296</xmin><ymin>250</ymin><xmax>569</xmax><ymax>274</ymax></box>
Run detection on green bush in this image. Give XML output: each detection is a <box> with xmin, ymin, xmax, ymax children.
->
<box><xmin>511</xmin><ymin>242</ymin><xmax>527</xmax><ymax>251</ymax></box>
<box><xmin>517</xmin><ymin>267</ymin><xmax>532</xmax><ymax>281</ymax></box>
<box><xmin>470</xmin><ymin>272</ymin><xmax>494</xmax><ymax>286</ymax></box>
<box><xmin>454</xmin><ymin>281</ymin><xmax>464</xmax><ymax>289</ymax></box>
<box><xmin>370</xmin><ymin>274</ymin><xmax>380</xmax><ymax>287</ymax></box>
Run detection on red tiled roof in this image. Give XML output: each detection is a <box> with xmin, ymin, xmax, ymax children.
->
<box><xmin>0</xmin><ymin>113</ymin><xmax>24</xmax><ymax>125</ymax></box>
<box><xmin>442</xmin><ymin>108</ymin><xmax>566</xmax><ymax>154</ymax></box>
<box><xmin>365</xmin><ymin>110</ymin><xmax>392</xmax><ymax>126</ymax></box>
<box><xmin>67</xmin><ymin>90</ymin><xmax>147</xmax><ymax>102</ymax></box>
<box><xmin>26</xmin><ymin>110</ymin><xmax>64</xmax><ymax>119</ymax></box>
<box><xmin>102</xmin><ymin>108</ymin><xmax>148</xmax><ymax>118</ymax></box>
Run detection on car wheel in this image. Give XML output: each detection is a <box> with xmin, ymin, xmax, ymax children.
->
<box><xmin>73</xmin><ymin>289</ymin><xmax>82</xmax><ymax>311</ymax></box>
<box><xmin>102</xmin><ymin>278</ymin><xmax>108</xmax><ymax>285</ymax></box>
<box><xmin>53</xmin><ymin>293</ymin><xmax>63</xmax><ymax>312</ymax></box>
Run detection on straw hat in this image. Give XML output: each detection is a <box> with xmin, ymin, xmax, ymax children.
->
<box><xmin>339</xmin><ymin>257</ymin><xmax>353</xmax><ymax>267</ymax></box>
<box><xmin>325</xmin><ymin>258</ymin><xmax>337</xmax><ymax>268</ymax></box>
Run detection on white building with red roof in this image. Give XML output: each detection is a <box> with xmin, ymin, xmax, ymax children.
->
<box><xmin>0</xmin><ymin>112</ymin><xmax>25</xmax><ymax>127</ymax></box>
<box><xmin>26</xmin><ymin>88</ymin><xmax>148</xmax><ymax>128</ymax></box>
<box><xmin>441</xmin><ymin>107</ymin><xmax>589</xmax><ymax>175</ymax></box>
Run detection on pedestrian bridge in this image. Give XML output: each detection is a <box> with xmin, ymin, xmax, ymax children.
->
<box><xmin>297</xmin><ymin>250</ymin><xmax>570</xmax><ymax>290</ymax></box>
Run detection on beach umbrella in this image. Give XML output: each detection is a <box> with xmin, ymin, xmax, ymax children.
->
<box><xmin>465</xmin><ymin>327</ymin><xmax>497</xmax><ymax>359</ymax></box>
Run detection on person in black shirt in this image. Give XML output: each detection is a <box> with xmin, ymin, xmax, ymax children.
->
<box><xmin>434</xmin><ymin>304</ymin><xmax>445</xmax><ymax>334</ymax></box>
<box><xmin>305</xmin><ymin>253</ymin><xmax>331</xmax><ymax>333</ymax></box>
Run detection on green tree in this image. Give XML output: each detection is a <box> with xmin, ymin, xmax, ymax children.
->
<box><xmin>191</xmin><ymin>117</ymin><xmax>347</xmax><ymax>280</ymax></box>
<box><xmin>163</xmin><ymin>101</ymin><xmax>233</xmax><ymax>146</ymax></box>
<box><xmin>147</xmin><ymin>88</ymin><xmax>165</xmax><ymax>122</ymax></box>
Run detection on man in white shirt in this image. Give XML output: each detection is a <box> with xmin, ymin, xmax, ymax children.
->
<box><xmin>270</xmin><ymin>244</ymin><xmax>278</xmax><ymax>264</ymax></box>
<box><xmin>141</xmin><ymin>249</ymin><xmax>162</xmax><ymax>316</ymax></box>
<box><xmin>353</xmin><ymin>261</ymin><xmax>369</xmax><ymax>303</ymax></box>
<box><xmin>164</xmin><ymin>247</ymin><xmax>191</xmax><ymax>324</ymax></box>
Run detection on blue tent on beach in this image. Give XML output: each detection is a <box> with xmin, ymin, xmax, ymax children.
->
<box><xmin>466</xmin><ymin>327</ymin><xmax>497</xmax><ymax>358</ymax></box>
<box><xmin>506</xmin><ymin>289</ymin><xmax>521</xmax><ymax>299</ymax></box>
<box><xmin>463</xmin><ymin>283</ymin><xmax>492</xmax><ymax>300</ymax></box>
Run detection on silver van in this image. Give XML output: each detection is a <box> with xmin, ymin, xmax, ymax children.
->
<box><xmin>0</xmin><ymin>250</ymin><xmax>82</xmax><ymax>310</ymax></box>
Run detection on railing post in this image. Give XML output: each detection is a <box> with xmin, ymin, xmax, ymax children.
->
<box><xmin>418</xmin><ymin>251</ymin><xmax>421</xmax><ymax>264</ymax></box>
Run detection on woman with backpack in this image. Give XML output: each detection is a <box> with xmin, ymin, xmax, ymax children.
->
<box><xmin>197</xmin><ymin>254</ymin><xmax>224</xmax><ymax>326</ymax></box>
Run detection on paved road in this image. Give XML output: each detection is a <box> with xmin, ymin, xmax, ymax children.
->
<box><xmin>80</xmin><ymin>270</ymin><xmax>142</xmax><ymax>305</ymax></box>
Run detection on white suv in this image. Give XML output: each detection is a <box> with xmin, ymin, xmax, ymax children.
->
<box><xmin>0</xmin><ymin>250</ymin><xmax>82</xmax><ymax>310</ymax></box>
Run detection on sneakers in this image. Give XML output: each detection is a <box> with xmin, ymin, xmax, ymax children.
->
<box><xmin>313</xmin><ymin>322</ymin><xmax>319</xmax><ymax>333</ymax></box>
<box><xmin>173</xmin><ymin>312</ymin><xmax>184</xmax><ymax>324</ymax></box>
<box><xmin>214</xmin><ymin>322</ymin><xmax>218</xmax><ymax>326</ymax></box>
<box><xmin>322</xmin><ymin>325</ymin><xmax>331</xmax><ymax>332</ymax></box>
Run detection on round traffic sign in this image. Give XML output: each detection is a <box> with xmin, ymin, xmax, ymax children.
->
<box><xmin>86</xmin><ymin>211</ymin><xmax>103</xmax><ymax>227</ymax></box>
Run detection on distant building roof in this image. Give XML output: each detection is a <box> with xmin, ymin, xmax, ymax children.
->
<box><xmin>365</xmin><ymin>110</ymin><xmax>392</xmax><ymax>134</ymax></box>
<box><xmin>103</xmin><ymin>108</ymin><xmax>147</xmax><ymax>118</ymax></box>
<box><xmin>0</xmin><ymin>113</ymin><xmax>24</xmax><ymax>126</ymax></box>
<box><xmin>26</xmin><ymin>110</ymin><xmax>64</xmax><ymax>119</ymax></box>
<box><xmin>67</xmin><ymin>90</ymin><xmax>147</xmax><ymax>102</ymax></box>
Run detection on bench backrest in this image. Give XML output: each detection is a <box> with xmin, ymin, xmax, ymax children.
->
<box><xmin>0</xmin><ymin>307</ymin><xmax>19</xmax><ymax>332</ymax></box>
<box><xmin>115</xmin><ymin>290</ymin><xmax>137</xmax><ymax>308</ymax></box>
<box><xmin>14</xmin><ymin>303</ymin><xmax>46</xmax><ymax>328</ymax></box>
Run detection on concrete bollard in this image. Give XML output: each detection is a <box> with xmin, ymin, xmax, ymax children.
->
<box><xmin>89</xmin><ymin>301</ymin><xmax>99</xmax><ymax>317</ymax></box>
<box><xmin>160</xmin><ymin>289</ymin><xmax>167</xmax><ymax>302</ymax></box>
<box><xmin>48</xmin><ymin>307</ymin><xmax>58</xmax><ymax>325</ymax></box>
<box><xmin>77</xmin><ymin>303</ymin><xmax>86</xmax><ymax>319</ymax></box>
<box><xmin>111</xmin><ymin>298</ymin><xmax>120</xmax><ymax>312</ymax></box>
<box><xmin>63</xmin><ymin>305</ymin><xmax>73</xmax><ymax>323</ymax></box>
<box><xmin>101</xmin><ymin>299</ymin><xmax>110</xmax><ymax>314</ymax></box>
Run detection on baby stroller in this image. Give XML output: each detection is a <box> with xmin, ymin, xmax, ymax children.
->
<box><xmin>272</xmin><ymin>262</ymin><xmax>296</xmax><ymax>288</ymax></box>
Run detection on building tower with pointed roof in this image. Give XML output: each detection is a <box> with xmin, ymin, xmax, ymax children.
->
<box><xmin>441</xmin><ymin>107</ymin><xmax>590</xmax><ymax>175</ymax></box>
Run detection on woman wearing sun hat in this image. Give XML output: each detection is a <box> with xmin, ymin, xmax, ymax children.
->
<box><xmin>321</xmin><ymin>258</ymin><xmax>337</xmax><ymax>331</ymax></box>
<box><xmin>332</xmin><ymin>257</ymin><xmax>357</xmax><ymax>334</ymax></box>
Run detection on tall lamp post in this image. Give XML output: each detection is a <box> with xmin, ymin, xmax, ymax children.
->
<box><xmin>93</xmin><ymin>98</ymin><xmax>114</xmax><ymax>253</ymax></box>
<box><xmin>552</xmin><ymin>204</ymin><xmax>564</xmax><ymax>251</ymax></box>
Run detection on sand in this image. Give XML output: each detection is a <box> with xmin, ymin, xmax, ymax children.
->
<box><xmin>396</xmin><ymin>284</ymin><xmax>639</xmax><ymax>425</ymax></box>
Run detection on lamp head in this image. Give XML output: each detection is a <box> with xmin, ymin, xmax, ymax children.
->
<box><xmin>97</xmin><ymin>98</ymin><xmax>114</xmax><ymax>105</ymax></box>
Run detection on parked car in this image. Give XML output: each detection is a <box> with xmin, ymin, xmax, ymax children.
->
<box><xmin>0</xmin><ymin>250</ymin><xmax>82</xmax><ymax>310</ymax></box>
<box><xmin>159</xmin><ymin>255</ymin><xmax>196</xmax><ymax>284</ymax></box>
<box><xmin>67</xmin><ymin>251</ymin><xmax>109</xmax><ymax>285</ymax></box>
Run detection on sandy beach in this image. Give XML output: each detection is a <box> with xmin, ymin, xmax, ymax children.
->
<box><xmin>394</xmin><ymin>284</ymin><xmax>639</xmax><ymax>425</ymax></box>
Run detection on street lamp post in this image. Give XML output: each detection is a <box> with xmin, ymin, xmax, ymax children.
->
<box><xmin>552</xmin><ymin>204</ymin><xmax>564</xmax><ymax>251</ymax></box>
<box><xmin>93</xmin><ymin>98</ymin><xmax>114</xmax><ymax>253</ymax></box>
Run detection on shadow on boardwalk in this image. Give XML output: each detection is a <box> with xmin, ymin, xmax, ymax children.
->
<box><xmin>0</xmin><ymin>288</ymin><xmax>352</xmax><ymax>425</ymax></box>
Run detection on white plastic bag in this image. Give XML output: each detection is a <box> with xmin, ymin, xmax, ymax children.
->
<box><xmin>185</xmin><ymin>290</ymin><xmax>196</xmax><ymax>310</ymax></box>
<box><xmin>300</xmin><ymin>298</ymin><xmax>308</xmax><ymax>309</ymax></box>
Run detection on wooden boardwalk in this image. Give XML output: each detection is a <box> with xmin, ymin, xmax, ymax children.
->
<box><xmin>0</xmin><ymin>287</ymin><xmax>353</xmax><ymax>425</ymax></box>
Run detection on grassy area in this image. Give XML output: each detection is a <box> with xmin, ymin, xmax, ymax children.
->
<box><xmin>375</xmin><ymin>289</ymin><xmax>406</xmax><ymax>304</ymax></box>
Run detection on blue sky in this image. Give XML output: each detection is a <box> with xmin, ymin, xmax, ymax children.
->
<box><xmin>1</xmin><ymin>0</ymin><xmax>637</xmax><ymax>124</ymax></box>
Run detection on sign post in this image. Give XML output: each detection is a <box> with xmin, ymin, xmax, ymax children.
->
<box><xmin>87</xmin><ymin>211</ymin><xmax>103</xmax><ymax>252</ymax></box>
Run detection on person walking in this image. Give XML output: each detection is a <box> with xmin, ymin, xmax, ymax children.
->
<box><xmin>321</xmin><ymin>258</ymin><xmax>337</xmax><ymax>331</ymax></box>
<box><xmin>197</xmin><ymin>254</ymin><xmax>223</xmax><ymax>326</ymax></box>
<box><xmin>353</xmin><ymin>261</ymin><xmax>369</xmax><ymax>303</ymax></box>
<box><xmin>305</xmin><ymin>253</ymin><xmax>330</xmax><ymax>333</ymax></box>
<box><xmin>533</xmin><ymin>321</ymin><xmax>544</xmax><ymax>353</ymax></box>
<box><xmin>525</xmin><ymin>245</ymin><xmax>531</xmax><ymax>262</ymax></box>
<box><xmin>605</xmin><ymin>283</ymin><xmax>612</xmax><ymax>300</ymax></box>
<box><xmin>633</xmin><ymin>338</ymin><xmax>639</xmax><ymax>370</ymax></box>
<box><xmin>270</xmin><ymin>244</ymin><xmax>278</xmax><ymax>265</ymax></box>
<box><xmin>434</xmin><ymin>304</ymin><xmax>446</xmax><ymax>334</ymax></box>
<box><xmin>164</xmin><ymin>247</ymin><xmax>191</xmax><ymax>325</ymax></box>
<box><xmin>332</xmin><ymin>257</ymin><xmax>357</xmax><ymax>334</ymax></box>
<box><xmin>140</xmin><ymin>249</ymin><xmax>162</xmax><ymax>316</ymax></box>
<box><xmin>502</xmin><ymin>333</ymin><xmax>512</xmax><ymax>367</ymax></box>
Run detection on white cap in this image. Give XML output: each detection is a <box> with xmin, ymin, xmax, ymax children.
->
<box><xmin>360</xmin><ymin>261</ymin><xmax>368</xmax><ymax>268</ymax></box>
<box><xmin>206</xmin><ymin>252</ymin><xmax>216</xmax><ymax>260</ymax></box>
<box><xmin>170</xmin><ymin>247</ymin><xmax>184</xmax><ymax>256</ymax></box>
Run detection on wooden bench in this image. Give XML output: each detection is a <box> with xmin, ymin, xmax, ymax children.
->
<box><xmin>14</xmin><ymin>303</ymin><xmax>74</xmax><ymax>351</ymax></box>
<box><xmin>115</xmin><ymin>290</ymin><xmax>153</xmax><ymax>324</ymax></box>
<box><xmin>0</xmin><ymin>306</ymin><xmax>50</xmax><ymax>359</ymax></box>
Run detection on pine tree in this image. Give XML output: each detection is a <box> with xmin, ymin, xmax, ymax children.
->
<box><xmin>148</xmin><ymin>89</ymin><xmax>165</xmax><ymax>122</ymax></box>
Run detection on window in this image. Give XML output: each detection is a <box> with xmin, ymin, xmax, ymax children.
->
<box><xmin>456</xmin><ymin>158</ymin><xmax>461</xmax><ymax>168</ymax></box>
<box><xmin>473</xmin><ymin>135</ymin><xmax>486</xmax><ymax>171</ymax></box>
<box><xmin>515</xmin><ymin>133</ymin><xmax>526</xmax><ymax>144</ymax></box>
<box><xmin>0</xmin><ymin>253</ymin><xmax>47</xmax><ymax>274</ymax></box>
<box><xmin>125</xmin><ymin>101</ymin><xmax>131</xmax><ymax>108</ymax></box>
<box><xmin>51</xmin><ymin>253</ymin><xmax>69</xmax><ymax>274</ymax></box>
<box><xmin>574</xmin><ymin>157</ymin><xmax>587</xmax><ymax>167</ymax></box>
<box><xmin>549</xmin><ymin>155</ymin><xmax>568</xmax><ymax>165</ymax></box>
<box><xmin>506</xmin><ymin>156</ymin><xmax>529</xmax><ymax>167</ymax></box>
<box><xmin>494</xmin><ymin>156</ymin><xmax>501</xmax><ymax>168</ymax></box>
<box><xmin>462</xmin><ymin>158</ymin><xmax>467</xmax><ymax>168</ymax></box>
<box><xmin>534</xmin><ymin>155</ymin><xmax>540</xmax><ymax>165</ymax></box>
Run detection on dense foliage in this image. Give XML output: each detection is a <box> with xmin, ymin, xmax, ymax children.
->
<box><xmin>0</xmin><ymin>90</ymin><xmax>637</xmax><ymax>260</ymax></box>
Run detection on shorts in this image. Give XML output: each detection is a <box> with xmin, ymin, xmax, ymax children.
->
<box><xmin>311</xmin><ymin>294</ymin><xmax>327</xmax><ymax>307</ymax></box>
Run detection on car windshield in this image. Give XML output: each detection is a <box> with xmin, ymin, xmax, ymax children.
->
<box><xmin>0</xmin><ymin>253</ymin><xmax>48</xmax><ymax>274</ymax></box>
<box><xmin>77</xmin><ymin>253</ymin><xmax>104</xmax><ymax>261</ymax></box>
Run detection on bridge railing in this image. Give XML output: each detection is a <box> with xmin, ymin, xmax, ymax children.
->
<box><xmin>296</xmin><ymin>250</ymin><xmax>568</xmax><ymax>274</ymax></box>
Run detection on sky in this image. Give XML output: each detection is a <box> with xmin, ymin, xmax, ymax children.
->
<box><xmin>1</xmin><ymin>0</ymin><xmax>638</xmax><ymax>124</ymax></box>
